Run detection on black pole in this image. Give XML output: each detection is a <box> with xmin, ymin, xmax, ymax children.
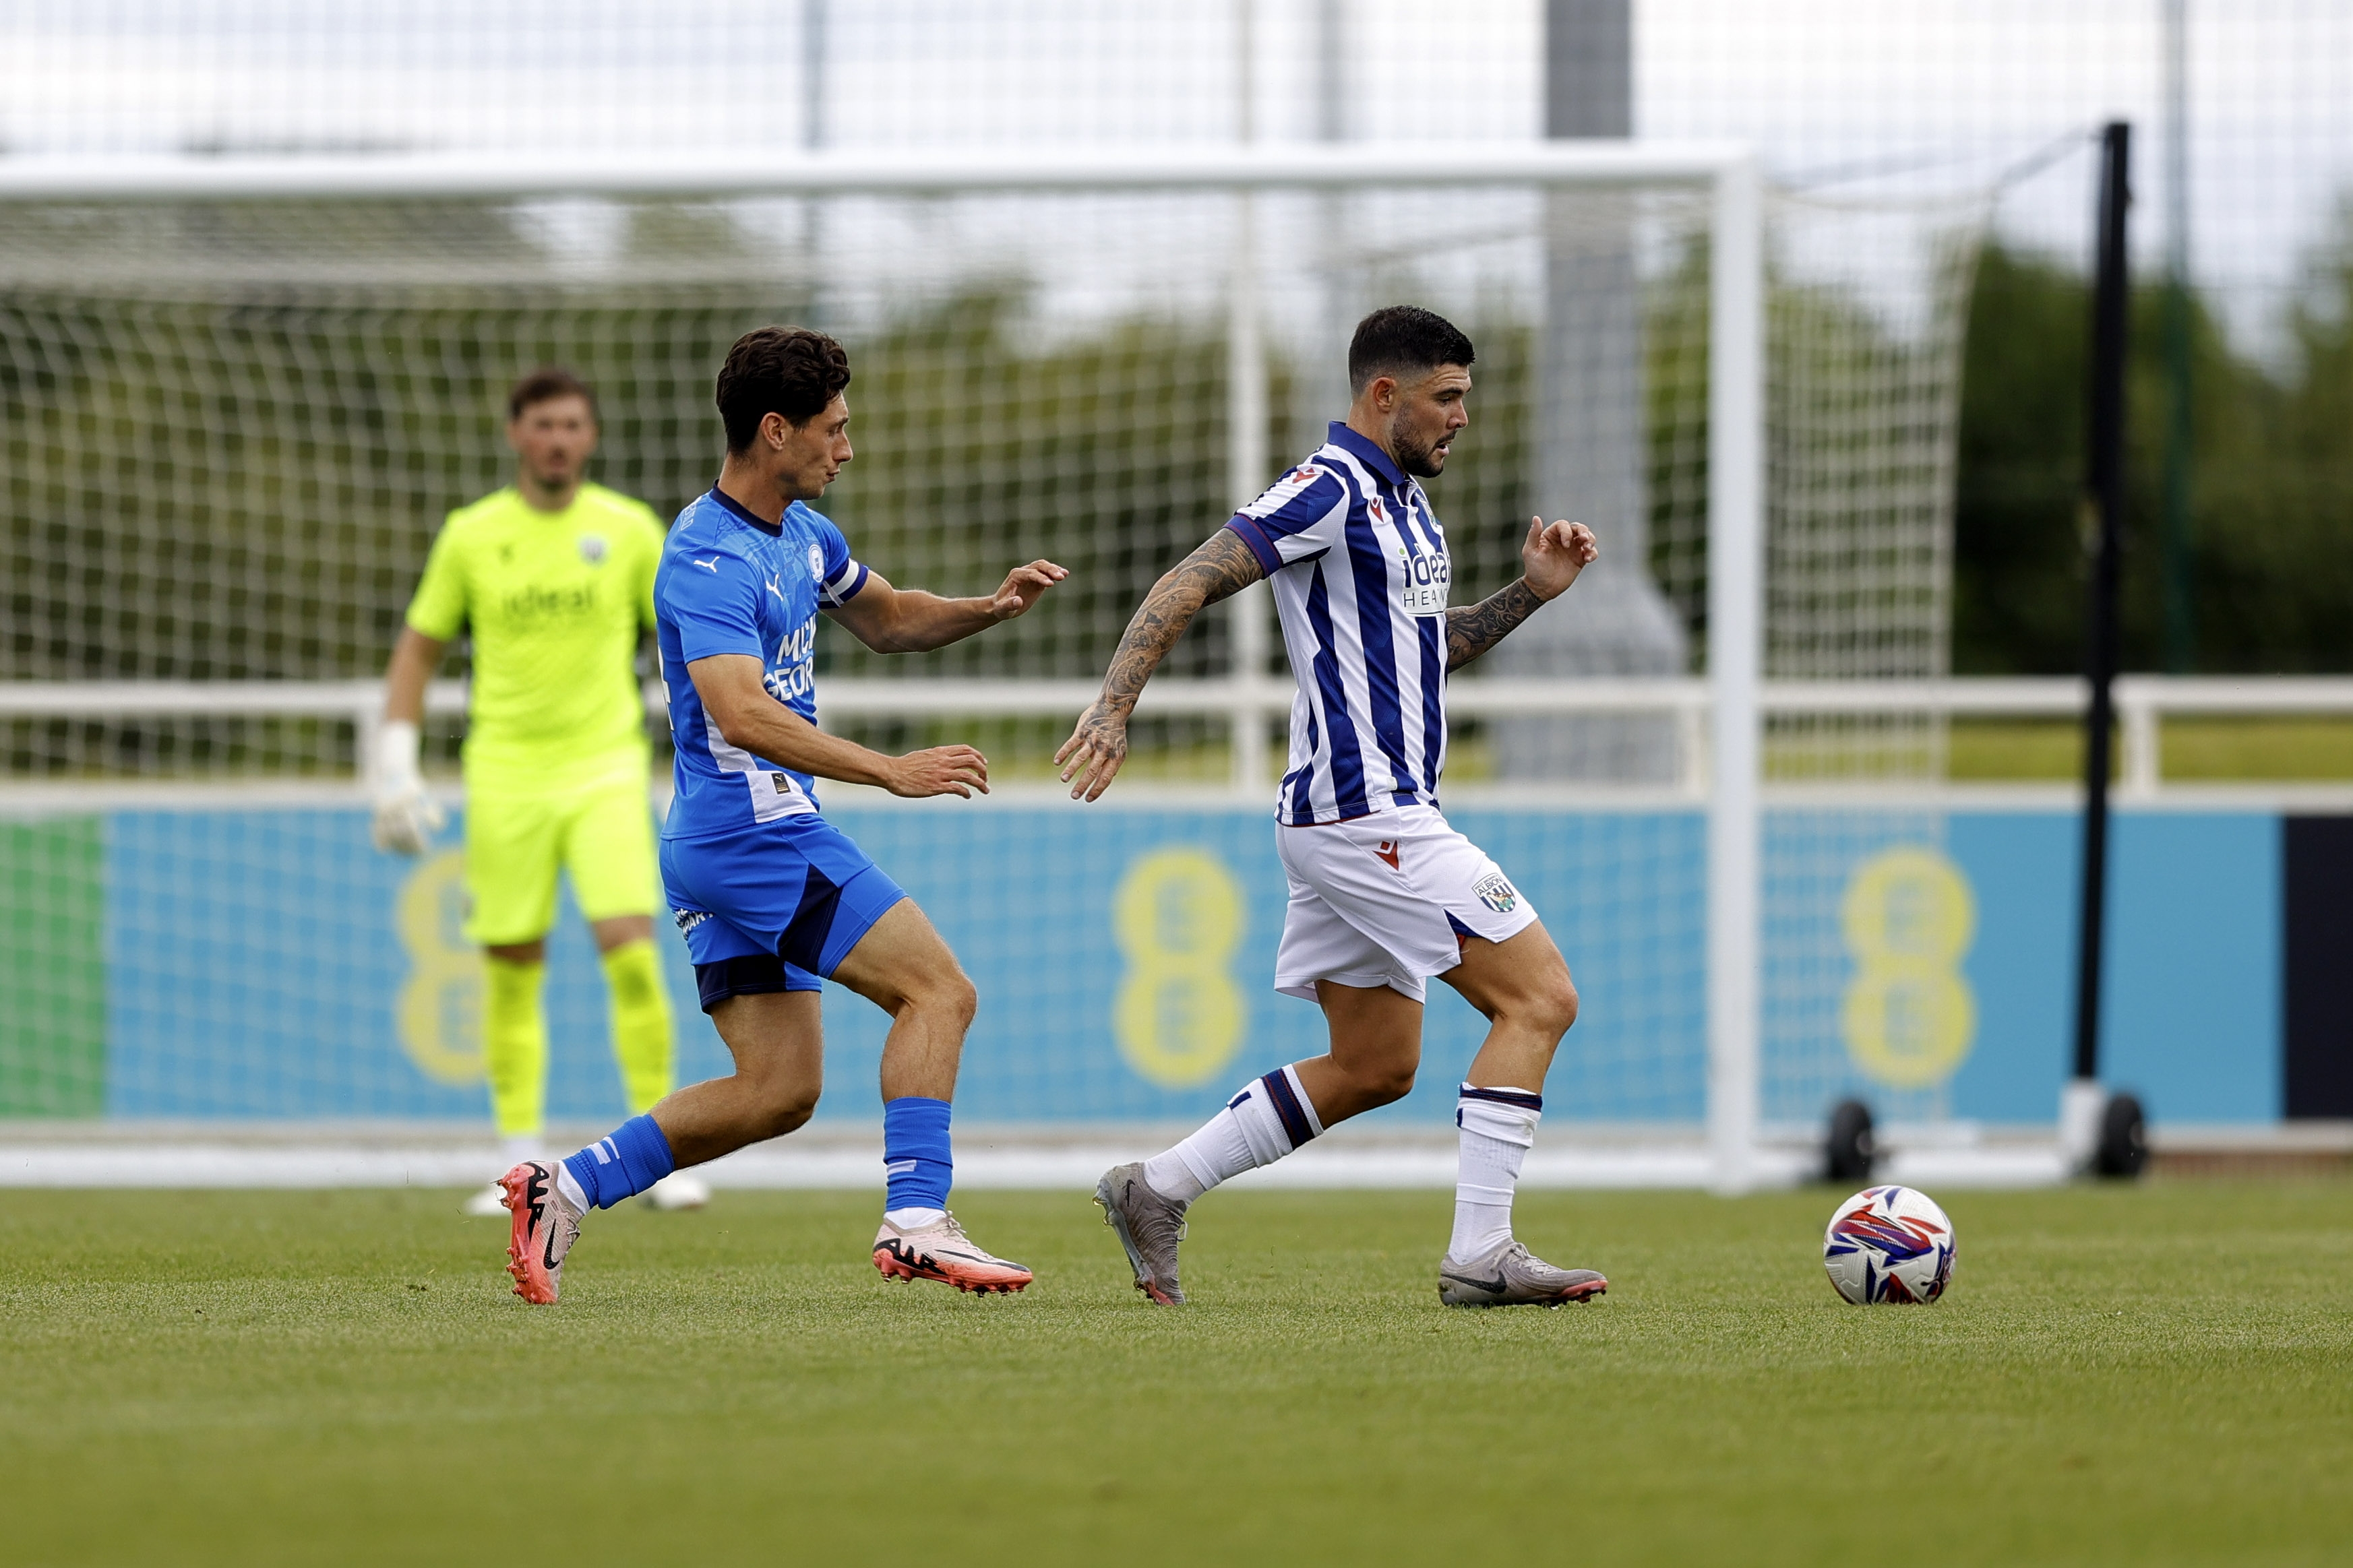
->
<box><xmin>2073</xmin><ymin>123</ymin><xmax>2131</xmax><ymax>1085</ymax></box>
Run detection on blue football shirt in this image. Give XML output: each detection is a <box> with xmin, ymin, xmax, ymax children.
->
<box><xmin>655</xmin><ymin>487</ymin><xmax>869</xmax><ymax>839</ymax></box>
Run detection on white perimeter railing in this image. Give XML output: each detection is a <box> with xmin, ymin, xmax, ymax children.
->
<box><xmin>4</xmin><ymin>675</ymin><xmax>2350</xmax><ymax>805</ymax></box>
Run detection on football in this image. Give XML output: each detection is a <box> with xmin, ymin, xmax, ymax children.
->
<box><xmin>1823</xmin><ymin>1185</ymin><xmax>1957</xmax><ymax>1305</ymax></box>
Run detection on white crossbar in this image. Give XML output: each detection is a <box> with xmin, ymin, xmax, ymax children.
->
<box><xmin>0</xmin><ymin>141</ymin><xmax>1752</xmax><ymax>203</ymax></box>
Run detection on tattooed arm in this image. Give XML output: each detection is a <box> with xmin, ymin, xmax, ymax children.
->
<box><xmin>1445</xmin><ymin>516</ymin><xmax>1599</xmax><ymax>672</ymax></box>
<box><xmin>1056</xmin><ymin>527</ymin><xmax>1265</xmax><ymax>801</ymax></box>
<box><xmin>1446</xmin><ymin>578</ymin><xmax>1547</xmax><ymax>671</ymax></box>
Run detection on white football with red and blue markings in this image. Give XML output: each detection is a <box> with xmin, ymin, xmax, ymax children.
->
<box><xmin>1823</xmin><ymin>1185</ymin><xmax>1956</xmax><ymax>1305</ymax></box>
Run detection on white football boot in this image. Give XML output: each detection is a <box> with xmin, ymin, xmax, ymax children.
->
<box><xmin>872</xmin><ymin>1212</ymin><xmax>1033</xmax><ymax>1294</ymax></box>
<box><xmin>499</xmin><ymin>1161</ymin><xmax>584</xmax><ymax>1305</ymax></box>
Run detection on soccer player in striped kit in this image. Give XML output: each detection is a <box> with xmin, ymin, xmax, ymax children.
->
<box><xmin>1059</xmin><ymin>307</ymin><xmax>1607</xmax><ymax>1307</ymax></box>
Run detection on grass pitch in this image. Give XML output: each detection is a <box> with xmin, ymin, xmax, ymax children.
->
<box><xmin>3</xmin><ymin>1182</ymin><xmax>2348</xmax><ymax>1567</ymax></box>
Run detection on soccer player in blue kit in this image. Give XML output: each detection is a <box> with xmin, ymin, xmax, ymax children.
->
<box><xmin>499</xmin><ymin>326</ymin><xmax>1066</xmax><ymax>1303</ymax></box>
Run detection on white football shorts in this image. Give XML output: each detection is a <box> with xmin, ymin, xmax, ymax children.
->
<box><xmin>1272</xmin><ymin>803</ymin><xmax>1539</xmax><ymax>1003</ymax></box>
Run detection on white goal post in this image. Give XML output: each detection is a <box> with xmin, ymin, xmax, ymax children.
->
<box><xmin>0</xmin><ymin>143</ymin><xmax>1773</xmax><ymax>1179</ymax></box>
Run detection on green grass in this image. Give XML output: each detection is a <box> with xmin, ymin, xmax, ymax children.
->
<box><xmin>3</xmin><ymin>1184</ymin><xmax>2348</xmax><ymax>1566</ymax></box>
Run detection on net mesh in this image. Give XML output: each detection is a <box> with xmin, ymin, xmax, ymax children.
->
<box><xmin>1757</xmin><ymin>188</ymin><xmax>1990</xmax><ymax>1130</ymax></box>
<box><xmin>0</xmin><ymin>184</ymin><xmax>1731</xmax><ymax>781</ymax></box>
<box><xmin>0</xmin><ymin>172</ymin><xmax>1982</xmax><ymax>1136</ymax></box>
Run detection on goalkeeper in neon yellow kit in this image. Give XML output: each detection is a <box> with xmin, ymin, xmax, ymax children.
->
<box><xmin>373</xmin><ymin>369</ymin><xmax>704</xmax><ymax>1214</ymax></box>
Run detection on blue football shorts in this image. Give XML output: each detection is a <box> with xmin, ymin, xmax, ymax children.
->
<box><xmin>659</xmin><ymin>813</ymin><xmax>909</xmax><ymax>1013</ymax></box>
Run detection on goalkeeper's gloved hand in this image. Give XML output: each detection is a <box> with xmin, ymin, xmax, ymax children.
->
<box><xmin>369</xmin><ymin>718</ymin><xmax>447</xmax><ymax>856</ymax></box>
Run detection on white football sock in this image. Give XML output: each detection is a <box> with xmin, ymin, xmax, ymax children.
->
<box><xmin>1449</xmin><ymin>1085</ymin><xmax>1542</xmax><ymax>1262</ymax></box>
<box><xmin>1142</xmin><ymin>1065</ymin><xmax>1324</xmax><ymax>1205</ymax></box>
<box><xmin>884</xmin><ymin>1206</ymin><xmax>945</xmax><ymax>1230</ymax></box>
<box><xmin>553</xmin><ymin>1163</ymin><xmax>589</xmax><ymax>1212</ymax></box>
<box><xmin>500</xmin><ymin>1134</ymin><xmax>544</xmax><ymax>1166</ymax></box>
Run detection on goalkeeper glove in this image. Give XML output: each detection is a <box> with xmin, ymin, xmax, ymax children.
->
<box><xmin>369</xmin><ymin>719</ymin><xmax>447</xmax><ymax>855</ymax></box>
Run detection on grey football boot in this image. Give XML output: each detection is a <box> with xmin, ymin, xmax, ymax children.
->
<box><xmin>1094</xmin><ymin>1162</ymin><xmax>1188</xmax><ymax>1305</ymax></box>
<box><xmin>1438</xmin><ymin>1239</ymin><xmax>1608</xmax><ymax>1309</ymax></box>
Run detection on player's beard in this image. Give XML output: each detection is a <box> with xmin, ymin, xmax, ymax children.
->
<box><xmin>1393</xmin><ymin>426</ymin><xmax>1450</xmax><ymax>478</ymax></box>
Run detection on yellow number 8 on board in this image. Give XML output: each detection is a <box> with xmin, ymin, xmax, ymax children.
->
<box><xmin>395</xmin><ymin>847</ymin><xmax>486</xmax><ymax>1086</ymax></box>
<box><xmin>1114</xmin><ymin>847</ymin><xmax>1247</xmax><ymax>1089</ymax></box>
<box><xmin>1840</xmin><ymin>845</ymin><xmax>1977</xmax><ymax>1089</ymax></box>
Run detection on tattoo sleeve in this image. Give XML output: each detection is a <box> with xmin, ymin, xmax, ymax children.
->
<box><xmin>1098</xmin><ymin>528</ymin><xmax>1266</xmax><ymax>712</ymax></box>
<box><xmin>1444</xmin><ymin>577</ymin><xmax>1547</xmax><ymax>672</ymax></box>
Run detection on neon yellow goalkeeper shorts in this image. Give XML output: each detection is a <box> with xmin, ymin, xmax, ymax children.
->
<box><xmin>462</xmin><ymin>770</ymin><xmax>661</xmax><ymax>946</ymax></box>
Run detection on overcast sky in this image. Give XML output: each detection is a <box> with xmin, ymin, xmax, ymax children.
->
<box><xmin>3</xmin><ymin>2</ymin><xmax>2346</xmax><ymax>336</ymax></box>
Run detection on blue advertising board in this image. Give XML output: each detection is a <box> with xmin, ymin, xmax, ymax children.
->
<box><xmin>30</xmin><ymin>803</ymin><xmax>2283</xmax><ymax>1127</ymax></box>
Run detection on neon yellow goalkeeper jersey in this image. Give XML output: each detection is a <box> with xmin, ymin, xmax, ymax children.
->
<box><xmin>404</xmin><ymin>483</ymin><xmax>666</xmax><ymax>792</ymax></box>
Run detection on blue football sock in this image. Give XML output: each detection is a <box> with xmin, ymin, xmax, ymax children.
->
<box><xmin>561</xmin><ymin>1113</ymin><xmax>677</xmax><ymax>1210</ymax></box>
<box><xmin>881</xmin><ymin>1096</ymin><xmax>953</xmax><ymax>1213</ymax></box>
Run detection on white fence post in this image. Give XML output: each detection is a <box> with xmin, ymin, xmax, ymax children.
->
<box><xmin>1678</xmin><ymin>698</ymin><xmax>1709</xmax><ymax>800</ymax></box>
<box><xmin>355</xmin><ymin>693</ymin><xmax>384</xmax><ymax>804</ymax></box>
<box><xmin>2118</xmin><ymin>679</ymin><xmax>2162</xmax><ymax>799</ymax></box>
<box><xmin>1706</xmin><ymin>154</ymin><xmax>1765</xmax><ymax>1197</ymax></box>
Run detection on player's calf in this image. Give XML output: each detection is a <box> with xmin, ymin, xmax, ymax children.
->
<box><xmin>1287</xmin><ymin>975</ymin><xmax>1424</xmax><ymax>1124</ymax></box>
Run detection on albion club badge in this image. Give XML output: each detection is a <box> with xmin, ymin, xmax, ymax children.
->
<box><xmin>1473</xmin><ymin>871</ymin><xmax>1519</xmax><ymax>914</ymax></box>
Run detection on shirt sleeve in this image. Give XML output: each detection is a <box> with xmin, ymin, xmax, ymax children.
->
<box><xmin>807</xmin><ymin>510</ymin><xmax>871</xmax><ymax>608</ymax></box>
<box><xmin>662</xmin><ymin>548</ymin><xmax>767</xmax><ymax>663</ymax></box>
<box><xmin>402</xmin><ymin>514</ymin><xmax>470</xmax><ymax>641</ymax></box>
<box><xmin>1223</xmin><ymin>463</ymin><xmax>1349</xmax><ymax>575</ymax></box>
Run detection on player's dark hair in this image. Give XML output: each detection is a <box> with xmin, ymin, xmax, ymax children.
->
<box><xmin>508</xmin><ymin>367</ymin><xmax>598</xmax><ymax>422</ymax></box>
<box><xmin>717</xmin><ymin>326</ymin><xmax>853</xmax><ymax>453</ymax></box>
<box><xmin>1347</xmin><ymin>306</ymin><xmax>1475</xmax><ymax>395</ymax></box>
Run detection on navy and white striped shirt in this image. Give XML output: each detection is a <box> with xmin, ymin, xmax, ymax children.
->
<box><xmin>1225</xmin><ymin>422</ymin><xmax>1453</xmax><ymax>827</ymax></box>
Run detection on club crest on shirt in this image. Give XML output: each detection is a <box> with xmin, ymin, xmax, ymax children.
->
<box><xmin>807</xmin><ymin>542</ymin><xmax>826</xmax><ymax>582</ymax></box>
<box><xmin>577</xmin><ymin>534</ymin><xmax>607</xmax><ymax>565</ymax></box>
<box><xmin>1473</xmin><ymin>871</ymin><xmax>1519</xmax><ymax>914</ymax></box>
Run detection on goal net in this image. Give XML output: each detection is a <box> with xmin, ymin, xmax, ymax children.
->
<box><xmin>0</xmin><ymin>149</ymin><xmax>1984</xmax><ymax>1183</ymax></box>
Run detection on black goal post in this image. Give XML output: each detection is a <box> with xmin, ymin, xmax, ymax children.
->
<box><xmin>2071</xmin><ymin>121</ymin><xmax>2149</xmax><ymax>1179</ymax></box>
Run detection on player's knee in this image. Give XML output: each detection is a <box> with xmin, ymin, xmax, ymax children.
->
<box><xmin>761</xmin><ymin>1083</ymin><xmax>820</xmax><ymax>1138</ymax></box>
<box><xmin>1529</xmin><ymin>974</ymin><xmax>1579</xmax><ymax>1039</ymax></box>
<box><xmin>913</xmin><ymin>967</ymin><xmax>978</xmax><ymax>1032</ymax></box>
<box><xmin>863</xmin><ymin>961</ymin><xmax>975</xmax><ymax>1034</ymax></box>
<box><xmin>1345</xmin><ymin>1056</ymin><xmax>1417</xmax><ymax>1106</ymax></box>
